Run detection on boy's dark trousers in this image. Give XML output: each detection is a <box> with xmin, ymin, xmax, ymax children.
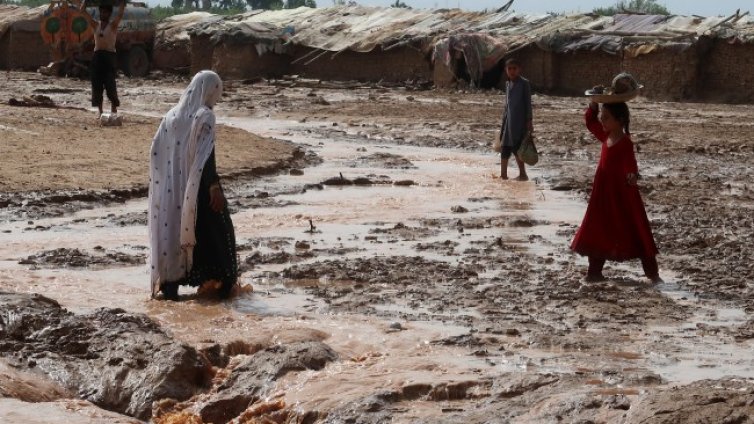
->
<box><xmin>91</xmin><ymin>50</ymin><xmax>120</xmax><ymax>109</ymax></box>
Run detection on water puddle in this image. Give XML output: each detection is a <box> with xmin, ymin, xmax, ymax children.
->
<box><xmin>232</xmin><ymin>284</ymin><xmax>322</xmax><ymax>316</ymax></box>
<box><xmin>222</xmin><ymin>116</ymin><xmax>584</xmax><ymax>268</ymax></box>
<box><xmin>647</xmin><ymin>275</ymin><xmax>754</xmax><ymax>384</ymax></box>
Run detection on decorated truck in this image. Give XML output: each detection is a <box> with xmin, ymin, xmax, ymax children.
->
<box><xmin>39</xmin><ymin>0</ymin><xmax>155</xmax><ymax>77</ymax></box>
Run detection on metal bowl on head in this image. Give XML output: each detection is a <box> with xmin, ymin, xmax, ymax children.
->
<box><xmin>585</xmin><ymin>73</ymin><xmax>643</xmax><ymax>104</ymax></box>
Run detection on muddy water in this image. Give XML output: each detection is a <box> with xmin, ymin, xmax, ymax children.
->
<box><xmin>1</xmin><ymin>115</ymin><xmax>753</xmax><ymax>421</ymax></box>
<box><xmin>0</xmin><ymin>398</ymin><xmax>141</xmax><ymax>424</ymax></box>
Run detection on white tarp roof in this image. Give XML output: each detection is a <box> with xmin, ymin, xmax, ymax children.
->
<box><xmin>187</xmin><ymin>6</ymin><xmax>753</xmax><ymax>53</ymax></box>
<box><xmin>0</xmin><ymin>5</ymin><xmax>45</xmax><ymax>36</ymax></box>
<box><xmin>155</xmin><ymin>11</ymin><xmax>220</xmax><ymax>47</ymax></box>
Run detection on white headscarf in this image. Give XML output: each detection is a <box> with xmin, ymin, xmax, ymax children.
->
<box><xmin>148</xmin><ymin>70</ymin><xmax>223</xmax><ymax>297</ymax></box>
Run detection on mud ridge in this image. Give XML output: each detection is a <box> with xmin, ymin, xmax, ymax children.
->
<box><xmin>155</xmin><ymin>341</ymin><xmax>338</xmax><ymax>423</ymax></box>
<box><xmin>0</xmin><ymin>144</ymin><xmax>317</xmax><ymax>222</ymax></box>
<box><xmin>19</xmin><ymin>247</ymin><xmax>146</xmax><ymax>269</ymax></box>
<box><xmin>0</xmin><ymin>292</ymin><xmax>211</xmax><ymax>420</ymax></box>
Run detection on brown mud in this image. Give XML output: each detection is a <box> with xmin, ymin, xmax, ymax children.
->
<box><xmin>0</xmin><ymin>83</ymin><xmax>307</xmax><ymax>221</ymax></box>
<box><xmin>0</xmin><ymin>71</ymin><xmax>753</xmax><ymax>423</ymax></box>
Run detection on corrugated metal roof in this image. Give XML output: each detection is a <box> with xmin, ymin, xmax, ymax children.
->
<box><xmin>539</xmin><ymin>12</ymin><xmax>754</xmax><ymax>54</ymax></box>
<box><xmin>604</xmin><ymin>13</ymin><xmax>670</xmax><ymax>33</ymax></box>
<box><xmin>664</xmin><ymin>15</ymin><xmax>728</xmax><ymax>34</ymax></box>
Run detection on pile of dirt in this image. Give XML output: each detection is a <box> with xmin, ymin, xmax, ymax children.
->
<box><xmin>0</xmin><ymin>101</ymin><xmax>299</xmax><ymax>198</ymax></box>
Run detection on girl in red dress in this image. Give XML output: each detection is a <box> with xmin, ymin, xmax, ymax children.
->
<box><xmin>570</xmin><ymin>101</ymin><xmax>661</xmax><ymax>283</ymax></box>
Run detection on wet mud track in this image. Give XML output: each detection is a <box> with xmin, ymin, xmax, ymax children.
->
<box><xmin>1</xmin><ymin>74</ymin><xmax>754</xmax><ymax>422</ymax></box>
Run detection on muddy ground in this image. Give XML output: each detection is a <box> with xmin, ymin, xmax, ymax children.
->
<box><xmin>0</xmin><ymin>71</ymin><xmax>753</xmax><ymax>423</ymax></box>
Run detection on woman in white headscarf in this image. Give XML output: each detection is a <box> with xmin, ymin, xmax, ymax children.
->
<box><xmin>149</xmin><ymin>70</ymin><xmax>237</xmax><ymax>300</ymax></box>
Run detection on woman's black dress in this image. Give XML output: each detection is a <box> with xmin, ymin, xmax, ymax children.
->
<box><xmin>161</xmin><ymin>150</ymin><xmax>238</xmax><ymax>299</ymax></box>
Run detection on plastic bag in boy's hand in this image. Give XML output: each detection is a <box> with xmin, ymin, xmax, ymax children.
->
<box><xmin>517</xmin><ymin>132</ymin><xmax>538</xmax><ymax>166</ymax></box>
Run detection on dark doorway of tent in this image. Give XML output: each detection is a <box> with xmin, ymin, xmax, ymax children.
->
<box><xmin>453</xmin><ymin>54</ymin><xmax>505</xmax><ymax>89</ymax></box>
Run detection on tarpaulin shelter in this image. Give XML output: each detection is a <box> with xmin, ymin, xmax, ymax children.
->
<box><xmin>177</xmin><ymin>5</ymin><xmax>753</xmax><ymax>100</ymax></box>
<box><xmin>0</xmin><ymin>5</ymin><xmax>48</xmax><ymax>70</ymax></box>
<box><xmin>3</xmin><ymin>2</ymin><xmax>753</xmax><ymax>101</ymax></box>
<box><xmin>153</xmin><ymin>11</ymin><xmax>219</xmax><ymax>72</ymax></box>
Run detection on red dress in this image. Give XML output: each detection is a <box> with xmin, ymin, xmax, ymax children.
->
<box><xmin>570</xmin><ymin>107</ymin><xmax>658</xmax><ymax>261</ymax></box>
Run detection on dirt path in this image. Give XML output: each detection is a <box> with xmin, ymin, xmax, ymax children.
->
<box><xmin>0</xmin><ymin>104</ymin><xmax>297</xmax><ymax>193</ymax></box>
<box><xmin>0</xmin><ymin>72</ymin><xmax>753</xmax><ymax>423</ymax></box>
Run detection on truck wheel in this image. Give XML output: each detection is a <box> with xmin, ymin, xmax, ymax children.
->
<box><xmin>124</xmin><ymin>46</ymin><xmax>150</xmax><ymax>77</ymax></box>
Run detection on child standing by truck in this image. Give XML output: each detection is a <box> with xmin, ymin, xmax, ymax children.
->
<box><xmin>80</xmin><ymin>0</ymin><xmax>125</xmax><ymax>116</ymax></box>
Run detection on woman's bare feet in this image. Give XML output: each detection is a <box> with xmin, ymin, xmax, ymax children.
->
<box><xmin>516</xmin><ymin>174</ymin><xmax>529</xmax><ymax>181</ymax></box>
<box><xmin>197</xmin><ymin>279</ymin><xmax>223</xmax><ymax>297</ymax></box>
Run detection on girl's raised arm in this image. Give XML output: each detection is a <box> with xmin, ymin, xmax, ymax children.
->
<box><xmin>585</xmin><ymin>102</ymin><xmax>607</xmax><ymax>143</ymax></box>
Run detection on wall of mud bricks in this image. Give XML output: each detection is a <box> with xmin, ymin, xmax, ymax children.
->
<box><xmin>0</xmin><ymin>30</ymin><xmax>48</xmax><ymax>71</ymax></box>
<box><xmin>512</xmin><ymin>45</ymin><xmax>556</xmax><ymax>91</ymax></box>
<box><xmin>554</xmin><ymin>50</ymin><xmax>623</xmax><ymax>95</ymax></box>
<box><xmin>698</xmin><ymin>40</ymin><xmax>754</xmax><ymax>103</ymax></box>
<box><xmin>212</xmin><ymin>43</ymin><xmax>291</xmax><ymax>80</ymax></box>
<box><xmin>179</xmin><ymin>35</ymin><xmax>754</xmax><ymax>104</ymax></box>
<box><xmin>289</xmin><ymin>46</ymin><xmax>432</xmax><ymax>82</ymax></box>
<box><xmin>153</xmin><ymin>41</ymin><xmax>192</xmax><ymax>74</ymax></box>
<box><xmin>622</xmin><ymin>47</ymin><xmax>700</xmax><ymax>101</ymax></box>
<box><xmin>189</xmin><ymin>34</ymin><xmax>215</xmax><ymax>76</ymax></box>
<box><xmin>473</xmin><ymin>41</ymin><xmax>753</xmax><ymax>103</ymax></box>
